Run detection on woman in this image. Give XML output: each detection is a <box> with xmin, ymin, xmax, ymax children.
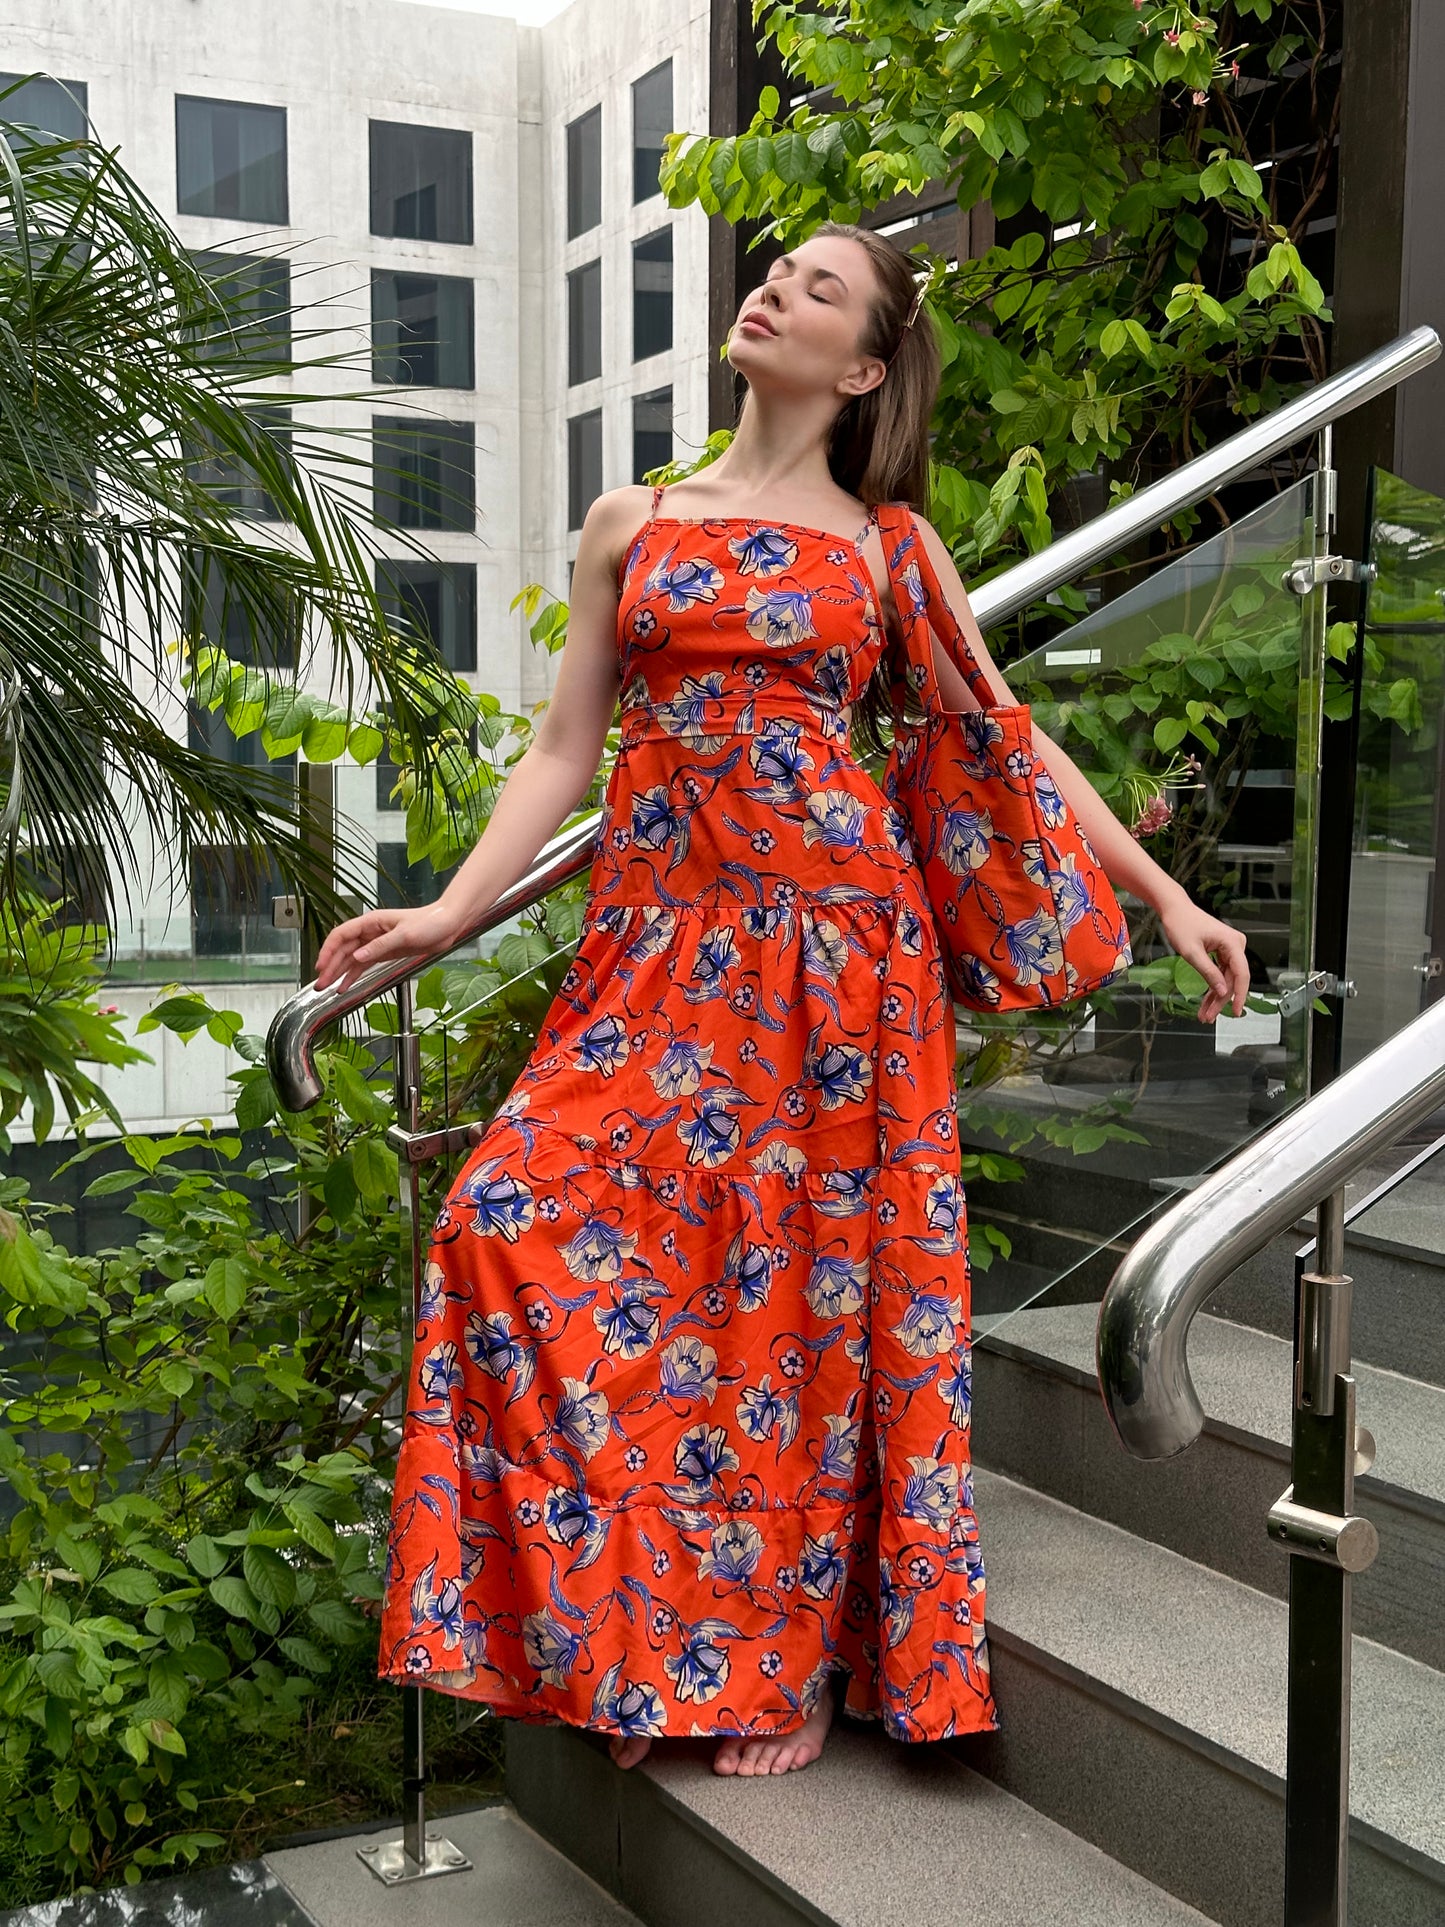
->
<box><xmin>316</xmin><ymin>224</ymin><xmax>1249</xmax><ymax>1779</ymax></box>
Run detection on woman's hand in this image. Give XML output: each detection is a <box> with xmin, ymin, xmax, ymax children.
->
<box><xmin>1158</xmin><ymin>895</ymin><xmax>1251</xmax><ymax>1024</ymax></box>
<box><xmin>314</xmin><ymin>901</ymin><xmax>463</xmax><ymax>993</ymax></box>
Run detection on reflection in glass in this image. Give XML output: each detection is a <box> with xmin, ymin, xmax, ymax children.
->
<box><xmin>0</xmin><ymin>73</ymin><xmax>88</xmax><ymax>143</ymax></box>
<box><xmin>376</xmin><ymin>559</ymin><xmax>477</xmax><ymax>672</ymax></box>
<box><xmin>193</xmin><ymin>251</ymin><xmax>291</xmax><ymax>364</ymax></box>
<box><xmin>632</xmin><ymin>228</ymin><xmax>672</xmax><ymax>361</ymax></box>
<box><xmin>184</xmin><ymin>406</ymin><xmax>292</xmax><ymax>520</ymax></box>
<box><xmin>632</xmin><ymin>61</ymin><xmax>673</xmax><ymax>204</ymax></box>
<box><xmin>956</xmin><ymin>479</ymin><xmax>1323</xmax><ymax>1337</ymax></box>
<box><xmin>568</xmin><ymin>259</ymin><xmax>602</xmax><ymax>386</ymax></box>
<box><xmin>369</xmin><ymin>121</ymin><xmax>472</xmax><ymax>243</ymax></box>
<box><xmin>632</xmin><ymin>386</ymin><xmax>672</xmax><ymax>484</ymax></box>
<box><xmin>1341</xmin><ymin>467</ymin><xmax>1445</xmax><ymax>1068</ymax></box>
<box><xmin>372</xmin><ymin>270</ymin><xmax>474</xmax><ymax>388</ymax></box>
<box><xmin>176</xmin><ymin>96</ymin><xmax>287</xmax><ymax>224</ymax></box>
<box><xmin>566</xmin><ymin>103</ymin><xmax>601</xmax><ymax>239</ymax></box>
<box><xmin>373</xmin><ymin>419</ymin><xmax>475</xmax><ymax>531</ymax></box>
<box><xmin>568</xmin><ymin>408</ymin><xmax>602</xmax><ymax>531</ymax></box>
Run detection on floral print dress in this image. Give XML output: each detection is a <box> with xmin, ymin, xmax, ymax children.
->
<box><xmin>377</xmin><ymin>484</ymin><xmax>999</xmax><ymax>1745</ymax></box>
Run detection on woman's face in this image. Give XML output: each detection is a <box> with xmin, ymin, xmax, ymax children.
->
<box><xmin>727</xmin><ymin>234</ymin><xmax>885</xmax><ymax>399</ymax></box>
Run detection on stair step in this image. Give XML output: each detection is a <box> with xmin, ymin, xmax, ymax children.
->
<box><xmin>507</xmin><ymin>1718</ymin><xmax>1215</xmax><ymax>1927</ymax></box>
<box><xmin>974</xmin><ymin>1307</ymin><xmax>1445</xmax><ymax>1668</ymax></box>
<box><xmin>264</xmin><ymin>1804</ymin><xmax>641</xmax><ymax>1927</ymax></box>
<box><xmin>968</xmin><ymin>1469</ymin><xmax>1445</xmax><ymax>1927</ymax></box>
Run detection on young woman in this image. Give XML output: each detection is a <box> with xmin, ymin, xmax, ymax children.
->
<box><xmin>316</xmin><ymin>224</ymin><xmax>1249</xmax><ymax>1780</ymax></box>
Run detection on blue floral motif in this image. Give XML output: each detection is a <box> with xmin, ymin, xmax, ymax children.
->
<box><xmin>736</xmin><ymin>1376</ymin><xmax>799</xmax><ymax>1449</ymax></box>
<box><xmin>799</xmin><ymin>1529</ymin><xmax>846</xmax><ymax>1601</ymax></box>
<box><xmin>646</xmin><ymin>551</ymin><xmax>724</xmax><ymax>610</ymax></box>
<box><xmin>555</xmin><ymin>1376</ymin><xmax>611</xmax><ymax>1459</ymax></box>
<box><xmin>593</xmin><ymin>1292</ymin><xmax>660</xmax><ymax>1358</ymax></box>
<box><xmin>722</xmin><ymin>1231</ymin><xmax>773</xmax><ymax>1310</ymax></box>
<box><xmin>592</xmin><ymin>1660</ymin><xmax>667</xmax><ymax>1733</ymax></box>
<box><xmin>697</xmin><ymin>1517</ymin><xmax>764</xmax><ymax>1585</ymax></box>
<box><xmin>902</xmin><ymin>1454</ymin><xmax>960</xmax><ymax>1530</ymax></box>
<box><xmin>1034</xmin><ymin>770</ymin><xmax>1068</xmax><ymax>829</ymax></box>
<box><xmin>939</xmin><ymin>808</ymin><xmax>994</xmax><ymax>876</ymax></box>
<box><xmin>658</xmin><ymin>1336</ymin><xmax>720</xmax><ymax>1405</ymax></box>
<box><xmin>687</xmin><ymin>925</ymin><xmax>741</xmax><ymax>999</ymax></box>
<box><xmin>523</xmin><ymin>1610</ymin><xmax>583</xmax><ymax>1687</ymax></box>
<box><xmin>895</xmin><ymin>1292</ymin><xmax>961</xmax><ymax>1359</ymax></box>
<box><xmin>744</xmin><ymin>584</ymin><xmax>817</xmax><ymax>647</ymax></box>
<box><xmin>458</xmin><ymin>1163</ymin><xmax>536</xmax><ymax>1242</ymax></box>
<box><xmin>802</xmin><ymin>788</ymin><xmax>868</xmax><ymax>853</ymax></box>
<box><xmin>805</xmin><ymin>1253</ymin><xmax>867</xmax><ymax>1319</ymax></box>
<box><xmin>665</xmin><ymin>1630</ymin><xmax>733</xmax><ymax>1702</ymax></box>
<box><xmin>674</xmin><ymin>1422</ymin><xmax>740</xmax><ymax>1487</ymax></box>
<box><xmin>678</xmin><ymin>1097</ymin><xmax>742</xmax><ymax>1167</ymax></box>
<box><xmin>648</xmin><ymin>1037</ymin><xmax>713</xmax><ymax>1098</ymax></box>
<box><xmin>631</xmin><ymin>785</ymin><xmax>683</xmax><ymax>854</ymax></box>
<box><xmin>575</xmin><ymin>1015</ymin><xmax>629</xmax><ymax>1077</ymax></box>
<box><xmin>1004</xmin><ymin>909</ymin><xmax>1065</xmax><ymax>987</ymax></box>
<box><xmin>810</xmin><ymin>1040</ymin><xmax>872</xmax><ymax>1110</ymax></box>
<box><xmin>559</xmin><ymin>1216</ymin><xmax>637</xmax><ymax>1282</ymax></box>
<box><xmin>419</xmin><ymin>1340</ymin><xmax>462</xmax><ymax>1404</ymax></box>
<box><xmin>727</xmin><ymin>527</ymin><xmax>799</xmax><ymax>575</ymax></box>
<box><xmin>750</xmin><ymin>721</ymin><xmax>813</xmax><ymax>798</ymax></box>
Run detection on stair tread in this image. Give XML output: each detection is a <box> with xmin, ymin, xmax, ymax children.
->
<box><xmin>975</xmin><ymin>1467</ymin><xmax>1445</xmax><ymax>1870</ymax></box>
<box><xmin>982</xmin><ymin>1305</ymin><xmax>1445</xmax><ymax>1510</ymax></box>
<box><xmin>265</xmin><ymin>1805</ymin><xmax>641</xmax><ymax>1927</ymax></box>
<box><xmin>640</xmin><ymin>1722</ymin><xmax>1214</xmax><ymax>1926</ymax></box>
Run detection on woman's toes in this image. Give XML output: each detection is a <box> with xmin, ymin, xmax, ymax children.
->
<box><xmin>609</xmin><ymin>1733</ymin><xmax>652</xmax><ymax>1770</ymax></box>
<box><xmin>769</xmin><ymin>1743</ymin><xmax>798</xmax><ymax>1774</ymax></box>
<box><xmin>713</xmin><ymin>1736</ymin><xmax>744</xmax><ymax>1775</ymax></box>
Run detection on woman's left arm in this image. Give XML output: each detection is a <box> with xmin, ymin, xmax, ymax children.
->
<box><xmin>913</xmin><ymin>518</ymin><xmax>1250</xmax><ymax>1025</ymax></box>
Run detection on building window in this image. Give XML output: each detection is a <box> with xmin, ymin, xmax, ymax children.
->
<box><xmin>631</xmin><ymin>61</ymin><xmax>672</xmax><ymax>204</ymax></box>
<box><xmin>373</xmin><ymin>419</ymin><xmax>474</xmax><ymax>531</ymax></box>
<box><xmin>374</xmin><ymin>744</ymin><xmax>402</xmax><ymax>811</ymax></box>
<box><xmin>185</xmin><ymin>405</ymin><xmax>292</xmax><ymax>521</ymax></box>
<box><xmin>566</xmin><ymin>104</ymin><xmax>601</xmax><ymax>240</ymax></box>
<box><xmin>375</xmin><ymin>840</ymin><xmax>454</xmax><ymax>909</ymax></box>
<box><xmin>369</xmin><ymin>121</ymin><xmax>472</xmax><ymax>244</ymax></box>
<box><xmin>0</xmin><ymin>74</ymin><xmax>88</xmax><ymax>143</ymax></box>
<box><xmin>372</xmin><ymin>271</ymin><xmax>474</xmax><ymax>388</ymax></box>
<box><xmin>176</xmin><ymin>96</ymin><xmax>288</xmax><ymax>224</ymax></box>
<box><xmin>188</xmin><ymin>700</ymin><xmax>297</xmax><ymax>781</ymax></box>
<box><xmin>376</xmin><ymin>560</ymin><xmax>477</xmax><ymax>672</ymax></box>
<box><xmin>567</xmin><ymin>259</ymin><xmax>602</xmax><ymax>386</ymax></box>
<box><xmin>632</xmin><ymin>228</ymin><xmax>673</xmax><ymax>361</ymax></box>
<box><xmin>187</xmin><ymin>559</ymin><xmax>298</xmax><ymax>670</ymax></box>
<box><xmin>632</xmin><ymin>387</ymin><xmax>672</xmax><ymax>485</ymax></box>
<box><xmin>193</xmin><ymin>251</ymin><xmax>291</xmax><ymax>363</ymax></box>
<box><xmin>567</xmin><ymin>409</ymin><xmax>602</xmax><ymax>532</ymax></box>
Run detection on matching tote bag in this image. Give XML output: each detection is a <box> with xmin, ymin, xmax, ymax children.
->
<box><xmin>874</xmin><ymin>504</ymin><xmax>1133</xmax><ymax>1012</ymax></box>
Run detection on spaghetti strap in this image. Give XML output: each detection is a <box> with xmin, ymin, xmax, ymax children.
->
<box><xmin>646</xmin><ymin>482</ymin><xmax>666</xmax><ymax>523</ymax></box>
<box><xmin>854</xmin><ymin>500</ymin><xmax>882</xmax><ymax>546</ymax></box>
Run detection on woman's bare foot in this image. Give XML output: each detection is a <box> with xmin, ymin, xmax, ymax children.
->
<box><xmin>713</xmin><ymin>1683</ymin><xmax>836</xmax><ymax>1777</ymax></box>
<box><xmin>608</xmin><ymin>1733</ymin><xmax>653</xmax><ymax>1769</ymax></box>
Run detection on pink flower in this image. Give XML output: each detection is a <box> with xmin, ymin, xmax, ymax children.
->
<box><xmin>1129</xmin><ymin>795</ymin><xmax>1174</xmax><ymax>840</ymax></box>
<box><xmin>1164</xmin><ymin>27</ymin><xmax>1180</xmax><ymax>43</ymax></box>
<box><xmin>1192</xmin><ymin>89</ymin><xmax>1208</xmax><ymax>104</ymax></box>
<box><xmin>1230</xmin><ymin>59</ymin><xmax>1241</xmax><ymax>78</ymax></box>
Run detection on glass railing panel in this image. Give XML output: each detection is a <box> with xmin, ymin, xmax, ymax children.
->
<box><xmin>963</xmin><ymin>476</ymin><xmax>1327</xmax><ymax>1335</ymax></box>
<box><xmin>1341</xmin><ymin>466</ymin><xmax>1445</xmax><ymax>1069</ymax></box>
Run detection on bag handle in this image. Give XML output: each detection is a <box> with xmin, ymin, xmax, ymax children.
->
<box><xmin>874</xmin><ymin>503</ymin><xmax>999</xmax><ymax>713</ymax></box>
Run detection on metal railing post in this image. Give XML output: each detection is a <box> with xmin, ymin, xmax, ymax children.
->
<box><xmin>355</xmin><ymin>977</ymin><xmax>472</xmax><ymax>1886</ymax></box>
<box><xmin>1268</xmin><ymin>1187</ymin><xmax>1377</xmax><ymax>1926</ymax></box>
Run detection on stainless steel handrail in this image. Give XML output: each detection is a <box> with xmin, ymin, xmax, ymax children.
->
<box><xmin>1096</xmin><ymin>995</ymin><xmax>1445</xmax><ymax>1459</ymax></box>
<box><xmin>266</xmin><ymin>324</ymin><xmax>1441</xmax><ymax>1111</ymax></box>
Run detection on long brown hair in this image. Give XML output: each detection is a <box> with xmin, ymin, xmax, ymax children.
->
<box><xmin>736</xmin><ymin>221</ymin><xmax>943</xmax><ymax>757</ymax></box>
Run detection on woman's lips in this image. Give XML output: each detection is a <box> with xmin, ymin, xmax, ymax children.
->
<box><xmin>739</xmin><ymin>312</ymin><xmax>776</xmax><ymax>335</ymax></box>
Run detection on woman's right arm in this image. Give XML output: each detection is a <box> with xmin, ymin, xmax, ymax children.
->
<box><xmin>314</xmin><ymin>488</ymin><xmax>644</xmax><ymax>991</ymax></box>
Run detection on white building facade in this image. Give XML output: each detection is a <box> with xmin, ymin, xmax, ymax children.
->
<box><xmin>0</xmin><ymin>0</ymin><xmax>710</xmax><ymax>1131</ymax></box>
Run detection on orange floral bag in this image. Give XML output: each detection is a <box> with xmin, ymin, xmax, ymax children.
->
<box><xmin>876</xmin><ymin>505</ymin><xmax>1133</xmax><ymax>1011</ymax></box>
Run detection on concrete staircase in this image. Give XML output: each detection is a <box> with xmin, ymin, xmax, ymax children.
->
<box><xmin>492</xmin><ymin>1180</ymin><xmax>1445</xmax><ymax>1927</ymax></box>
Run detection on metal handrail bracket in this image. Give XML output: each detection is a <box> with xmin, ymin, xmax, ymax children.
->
<box><xmin>1096</xmin><ymin>995</ymin><xmax>1445</xmax><ymax>1460</ymax></box>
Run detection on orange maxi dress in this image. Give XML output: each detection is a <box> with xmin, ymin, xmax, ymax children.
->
<box><xmin>377</xmin><ymin>486</ymin><xmax>999</xmax><ymax>1744</ymax></box>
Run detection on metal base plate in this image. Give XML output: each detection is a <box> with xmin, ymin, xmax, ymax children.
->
<box><xmin>356</xmin><ymin>1831</ymin><xmax>474</xmax><ymax>1884</ymax></box>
